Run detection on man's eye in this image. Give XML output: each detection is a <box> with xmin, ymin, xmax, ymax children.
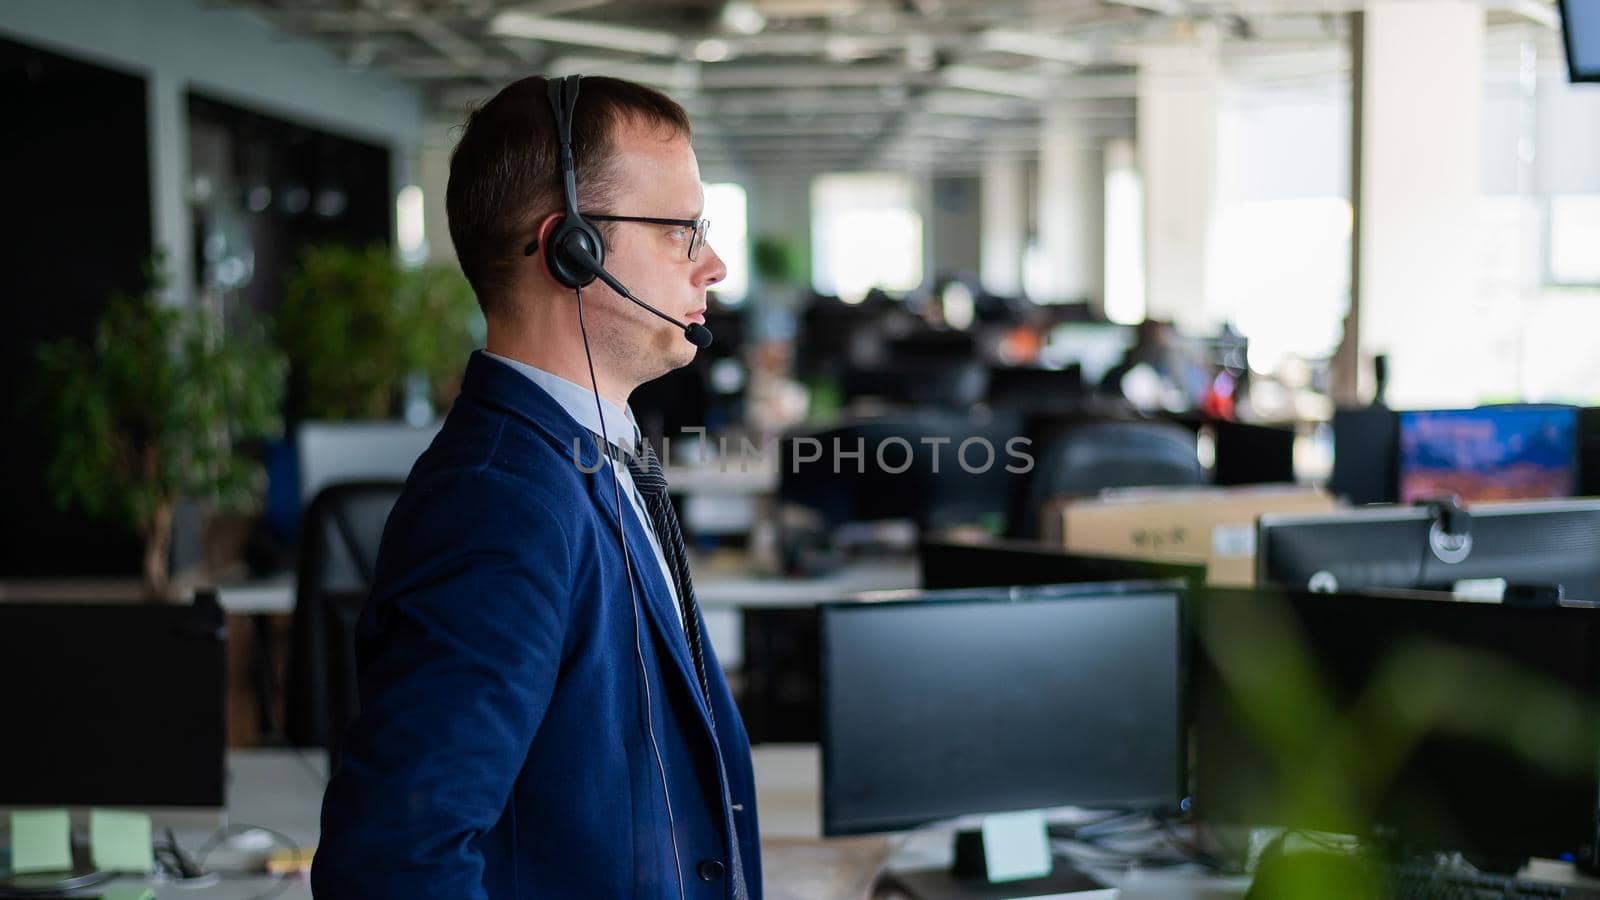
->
<box><xmin>668</xmin><ymin>227</ymin><xmax>689</xmax><ymax>241</ymax></box>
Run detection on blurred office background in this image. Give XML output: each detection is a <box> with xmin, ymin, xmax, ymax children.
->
<box><xmin>6</xmin><ymin>0</ymin><xmax>1600</xmax><ymax>895</ymax></box>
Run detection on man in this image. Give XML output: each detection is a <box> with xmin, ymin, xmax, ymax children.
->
<box><xmin>313</xmin><ymin>74</ymin><xmax>760</xmax><ymax>899</ymax></box>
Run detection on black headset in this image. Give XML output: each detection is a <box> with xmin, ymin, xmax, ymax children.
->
<box><xmin>540</xmin><ymin>75</ymin><xmax>607</xmax><ymax>290</ymax></box>
<box><xmin>529</xmin><ymin>74</ymin><xmax>713</xmax><ymax>349</ymax></box>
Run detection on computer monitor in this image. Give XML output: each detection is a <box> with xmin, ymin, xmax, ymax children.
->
<box><xmin>1210</xmin><ymin>421</ymin><xmax>1297</xmax><ymax>487</ymax></box>
<box><xmin>1257</xmin><ymin>499</ymin><xmax>1600</xmax><ymax>601</ymax></box>
<box><xmin>0</xmin><ymin>599</ymin><xmax>227</xmax><ymax>818</ymax></box>
<box><xmin>820</xmin><ymin>581</ymin><xmax>1184</xmax><ymax>837</ymax></box>
<box><xmin>1577</xmin><ymin>406</ymin><xmax>1600</xmax><ymax>497</ymax></box>
<box><xmin>1038</xmin><ymin>322</ymin><xmax>1135</xmax><ymax>385</ymax></box>
<box><xmin>1329</xmin><ymin>405</ymin><xmax>1399</xmax><ymax>505</ymax></box>
<box><xmin>1191</xmin><ymin>587</ymin><xmax>1600</xmax><ymax>870</ymax></box>
<box><xmin>296</xmin><ymin>419</ymin><xmax>439</xmax><ymax>505</ymax></box>
<box><xmin>918</xmin><ymin>537</ymin><xmax>1205</xmax><ymax>591</ymax></box>
<box><xmin>1560</xmin><ymin>0</ymin><xmax>1600</xmax><ymax>82</ymax></box>
<box><xmin>1397</xmin><ymin>406</ymin><xmax>1579</xmax><ymax>504</ymax></box>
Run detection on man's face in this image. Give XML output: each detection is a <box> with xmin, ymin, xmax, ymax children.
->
<box><xmin>586</xmin><ymin>117</ymin><xmax>726</xmax><ymax>383</ymax></box>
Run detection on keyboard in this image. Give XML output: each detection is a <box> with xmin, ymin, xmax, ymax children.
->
<box><xmin>1249</xmin><ymin>850</ymin><xmax>1600</xmax><ymax>899</ymax></box>
<box><xmin>1387</xmin><ymin>864</ymin><xmax>1600</xmax><ymax>899</ymax></box>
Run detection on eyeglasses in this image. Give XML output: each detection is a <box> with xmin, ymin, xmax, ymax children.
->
<box><xmin>584</xmin><ymin>214</ymin><xmax>711</xmax><ymax>262</ymax></box>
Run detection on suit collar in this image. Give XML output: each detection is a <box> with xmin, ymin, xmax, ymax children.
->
<box><xmin>457</xmin><ymin>349</ymin><xmax>606</xmax><ymax>470</ymax></box>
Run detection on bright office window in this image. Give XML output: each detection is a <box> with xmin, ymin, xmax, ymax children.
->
<box><xmin>1210</xmin><ymin>198</ymin><xmax>1352</xmax><ymax>375</ymax></box>
<box><xmin>1548</xmin><ymin>194</ymin><xmax>1600</xmax><ymax>286</ymax></box>
<box><xmin>811</xmin><ymin>173</ymin><xmax>923</xmax><ymax>303</ymax></box>
<box><xmin>704</xmin><ymin>182</ymin><xmax>749</xmax><ymax>305</ymax></box>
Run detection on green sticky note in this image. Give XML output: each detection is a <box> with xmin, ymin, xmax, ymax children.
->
<box><xmin>98</xmin><ymin>887</ymin><xmax>156</xmax><ymax>900</ymax></box>
<box><xmin>88</xmin><ymin>810</ymin><xmax>153</xmax><ymax>873</ymax></box>
<box><xmin>9</xmin><ymin>809</ymin><xmax>73</xmax><ymax>874</ymax></box>
<box><xmin>980</xmin><ymin>809</ymin><xmax>1053</xmax><ymax>883</ymax></box>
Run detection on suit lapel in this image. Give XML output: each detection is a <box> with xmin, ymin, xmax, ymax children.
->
<box><xmin>587</xmin><ymin>467</ymin><xmax>713</xmax><ymax>726</ymax></box>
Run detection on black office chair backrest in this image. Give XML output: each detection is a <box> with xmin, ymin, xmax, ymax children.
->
<box><xmin>286</xmin><ymin>480</ymin><xmax>404</xmax><ymax>752</ymax></box>
<box><xmin>1013</xmin><ymin>420</ymin><xmax>1208</xmax><ymax>539</ymax></box>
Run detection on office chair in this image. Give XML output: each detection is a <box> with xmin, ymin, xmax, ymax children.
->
<box><xmin>1012</xmin><ymin>420</ymin><xmax>1207</xmax><ymax>539</ymax></box>
<box><xmin>285</xmin><ymin>480</ymin><xmax>404</xmax><ymax>759</ymax></box>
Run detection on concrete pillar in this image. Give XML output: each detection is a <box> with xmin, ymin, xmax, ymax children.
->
<box><xmin>418</xmin><ymin>122</ymin><xmax>457</xmax><ymax>265</ymax></box>
<box><xmin>913</xmin><ymin>171</ymin><xmax>936</xmax><ymax>292</ymax></box>
<box><xmin>980</xmin><ymin>155</ymin><xmax>1027</xmax><ymax>298</ymax></box>
<box><xmin>147</xmin><ymin>71</ymin><xmax>192</xmax><ymax>306</ymax></box>
<box><xmin>1102</xmin><ymin>137</ymin><xmax>1146</xmax><ymax>325</ymax></box>
<box><xmin>1137</xmin><ymin>38</ymin><xmax>1220</xmax><ymax>331</ymax></box>
<box><xmin>929</xmin><ymin>175</ymin><xmax>982</xmax><ymax>282</ymax></box>
<box><xmin>1354</xmin><ymin>0</ymin><xmax>1484</xmax><ymax>407</ymax></box>
<box><xmin>1038</xmin><ymin>102</ymin><xmax>1105</xmax><ymax>307</ymax></box>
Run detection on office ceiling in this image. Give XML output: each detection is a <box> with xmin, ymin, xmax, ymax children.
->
<box><xmin>231</xmin><ymin>0</ymin><xmax>1558</xmax><ymax>178</ymax></box>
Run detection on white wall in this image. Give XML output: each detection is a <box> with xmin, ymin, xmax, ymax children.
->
<box><xmin>2</xmin><ymin>0</ymin><xmax>427</xmax><ymax>303</ymax></box>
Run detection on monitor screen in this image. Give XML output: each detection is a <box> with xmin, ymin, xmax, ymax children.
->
<box><xmin>821</xmin><ymin>582</ymin><xmax>1183</xmax><ymax>835</ymax></box>
<box><xmin>0</xmin><ymin>602</ymin><xmax>226</xmax><ymax>809</ymax></box>
<box><xmin>1257</xmin><ymin>499</ymin><xmax>1600</xmax><ymax>601</ymax></box>
<box><xmin>1561</xmin><ymin>0</ymin><xmax>1600</xmax><ymax>82</ymax></box>
<box><xmin>1397</xmin><ymin>406</ymin><xmax>1578</xmax><ymax>504</ymax></box>
<box><xmin>1192</xmin><ymin>588</ymin><xmax>1600</xmax><ymax>864</ymax></box>
<box><xmin>918</xmin><ymin>538</ymin><xmax>1204</xmax><ymax>592</ymax></box>
<box><xmin>1039</xmin><ymin>322</ymin><xmax>1135</xmax><ymax>385</ymax></box>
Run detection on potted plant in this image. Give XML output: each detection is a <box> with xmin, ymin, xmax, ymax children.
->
<box><xmin>275</xmin><ymin>244</ymin><xmax>481</xmax><ymax>422</ymax></box>
<box><xmin>34</xmin><ymin>258</ymin><xmax>286</xmax><ymax>599</ymax></box>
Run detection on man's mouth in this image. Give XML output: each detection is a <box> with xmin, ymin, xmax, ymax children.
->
<box><xmin>685</xmin><ymin>308</ymin><xmax>707</xmax><ymax>324</ymax></box>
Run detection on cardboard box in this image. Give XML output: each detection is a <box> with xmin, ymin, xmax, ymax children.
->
<box><xmin>1054</xmin><ymin>485</ymin><xmax>1340</xmax><ymax>587</ymax></box>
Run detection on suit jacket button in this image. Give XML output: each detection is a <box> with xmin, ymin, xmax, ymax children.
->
<box><xmin>697</xmin><ymin>859</ymin><xmax>725</xmax><ymax>881</ymax></box>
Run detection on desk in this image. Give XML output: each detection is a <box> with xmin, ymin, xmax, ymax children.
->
<box><xmin>73</xmin><ymin>746</ymin><xmax>880</xmax><ymax>899</ymax></box>
<box><xmin>213</xmin><ymin>559</ymin><xmax>921</xmax><ymax>675</ymax></box>
<box><xmin>664</xmin><ymin>461</ymin><xmax>779</xmax><ymax>496</ymax></box>
<box><xmin>34</xmin><ymin>747</ymin><xmax>1600</xmax><ymax>899</ymax></box>
<box><xmin>80</xmin><ymin>750</ymin><xmax>326</xmax><ymax>899</ymax></box>
<box><xmin>212</xmin><ymin>558</ymin><xmax>919</xmax><ymax>618</ymax></box>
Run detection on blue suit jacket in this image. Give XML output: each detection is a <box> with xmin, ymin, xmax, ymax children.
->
<box><xmin>313</xmin><ymin>352</ymin><xmax>762</xmax><ymax>899</ymax></box>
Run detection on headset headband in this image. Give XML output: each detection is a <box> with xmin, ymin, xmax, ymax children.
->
<box><xmin>548</xmin><ymin>75</ymin><xmax>583</xmax><ymax>223</ymax></box>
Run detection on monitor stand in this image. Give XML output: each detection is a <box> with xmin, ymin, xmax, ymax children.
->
<box><xmin>880</xmin><ymin>827</ymin><xmax>1107</xmax><ymax>899</ymax></box>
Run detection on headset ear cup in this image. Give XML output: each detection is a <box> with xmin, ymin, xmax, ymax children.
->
<box><xmin>546</xmin><ymin>217</ymin><xmax>605</xmax><ymax>289</ymax></box>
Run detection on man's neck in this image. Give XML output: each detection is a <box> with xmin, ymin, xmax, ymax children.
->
<box><xmin>486</xmin><ymin>318</ymin><xmax>634</xmax><ymax>409</ymax></box>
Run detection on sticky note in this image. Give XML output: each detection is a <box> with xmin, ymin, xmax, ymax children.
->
<box><xmin>88</xmin><ymin>810</ymin><xmax>153</xmax><ymax>873</ymax></box>
<box><xmin>980</xmin><ymin>809</ymin><xmax>1053</xmax><ymax>883</ymax></box>
<box><xmin>98</xmin><ymin>887</ymin><xmax>156</xmax><ymax>900</ymax></box>
<box><xmin>8</xmin><ymin>809</ymin><xmax>73</xmax><ymax>874</ymax></box>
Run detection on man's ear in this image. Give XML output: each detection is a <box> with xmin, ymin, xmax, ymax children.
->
<box><xmin>528</xmin><ymin>212</ymin><xmax>565</xmax><ymax>285</ymax></box>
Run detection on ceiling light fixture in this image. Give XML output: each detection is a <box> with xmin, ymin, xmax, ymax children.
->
<box><xmin>695</xmin><ymin>38</ymin><xmax>733</xmax><ymax>62</ymax></box>
<box><xmin>720</xmin><ymin>1</ymin><xmax>767</xmax><ymax>35</ymax></box>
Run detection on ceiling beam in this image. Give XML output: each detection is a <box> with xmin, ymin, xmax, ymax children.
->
<box><xmin>489</xmin><ymin>11</ymin><xmax>682</xmax><ymax>56</ymax></box>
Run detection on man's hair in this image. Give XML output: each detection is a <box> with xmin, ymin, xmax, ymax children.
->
<box><xmin>446</xmin><ymin>75</ymin><xmax>692</xmax><ymax>316</ymax></box>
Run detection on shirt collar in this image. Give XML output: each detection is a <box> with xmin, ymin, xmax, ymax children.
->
<box><xmin>483</xmin><ymin>351</ymin><xmax>640</xmax><ymax>453</ymax></box>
